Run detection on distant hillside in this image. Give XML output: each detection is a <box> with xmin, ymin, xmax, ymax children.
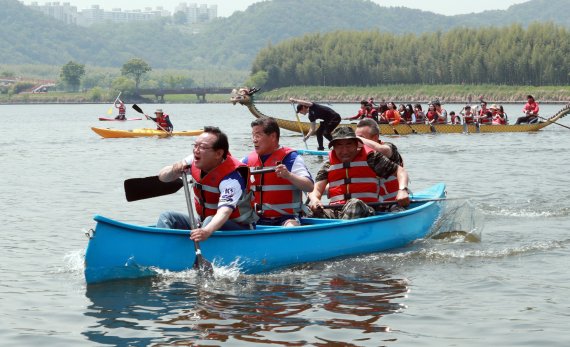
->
<box><xmin>1</xmin><ymin>0</ymin><xmax>569</xmax><ymax>70</ymax></box>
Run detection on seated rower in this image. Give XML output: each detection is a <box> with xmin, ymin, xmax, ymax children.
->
<box><xmin>307</xmin><ymin>126</ymin><xmax>410</xmax><ymax>220</ymax></box>
<box><xmin>516</xmin><ymin>95</ymin><xmax>539</xmax><ymax>124</ymax></box>
<box><xmin>243</xmin><ymin>117</ymin><xmax>314</xmax><ymax>227</ymax></box>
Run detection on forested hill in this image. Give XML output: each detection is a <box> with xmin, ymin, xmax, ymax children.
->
<box><xmin>250</xmin><ymin>24</ymin><xmax>570</xmax><ymax>88</ymax></box>
<box><xmin>1</xmin><ymin>0</ymin><xmax>569</xmax><ymax>70</ymax></box>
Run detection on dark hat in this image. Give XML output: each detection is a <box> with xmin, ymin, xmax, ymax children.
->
<box><xmin>328</xmin><ymin>126</ymin><xmax>363</xmax><ymax>149</ymax></box>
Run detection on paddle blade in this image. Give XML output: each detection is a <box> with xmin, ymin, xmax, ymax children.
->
<box><xmin>124</xmin><ymin>176</ymin><xmax>183</xmax><ymax>201</ymax></box>
<box><xmin>107</xmin><ymin>107</ymin><xmax>113</xmax><ymax>115</ymax></box>
<box><xmin>193</xmin><ymin>253</ymin><xmax>214</xmax><ymax>276</ymax></box>
<box><xmin>132</xmin><ymin>104</ymin><xmax>143</xmax><ymax>114</ymax></box>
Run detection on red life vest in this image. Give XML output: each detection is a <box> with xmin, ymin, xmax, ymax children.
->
<box><xmin>478</xmin><ymin>109</ymin><xmax>492</xmax><ymax>125</ymax></box>
<box><xmin>414</xmin><ymin>111</ymin><xmax>426</xmax><ymax>124</ymax></box>
<box><xmin>118</xmin><ymin>104</ymin><xmax>126</xmax><ymax>115</ymax></box>
<box><xmin>492</xmin><ymin>114</ymin><xmax>507</xmax><ymax>125</ymax></box>
<box><xmin>191</xmin><ymin>155</ymin><xmax>256</xmax><ymax>225</ymax></box>
<box><xmin>463</xmin><ymin>113</ymin><xmax>475</xmax><ymax>124</ymax></box>
<box><xmin>246</xmin><ymin>147</ymin><xmax>303</xmax><ymax>218</ymax></box>
<box><xmin>156</xmin><ymin>115</ymin><xmax>171</xmax><ymax>131</ymax></box>
<box><xmin>426</xmin><ymin>110</ymin><xmax>438</xmax><ymax>123</ymax></box>
<box><xmin>327</xmin><ymin>146</ymin><xmax>379</xmax><ymax>204</ymax></box>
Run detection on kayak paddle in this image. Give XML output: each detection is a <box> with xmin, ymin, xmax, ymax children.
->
<box><xmin>124</xmin><ymin>167</ymin><xmax>275</xmax><ymax>202</ymax></box>
<box><xmin>181</xmin><ymin>171</ymin><xmax>213</xmax><ymax>276</ymax></box>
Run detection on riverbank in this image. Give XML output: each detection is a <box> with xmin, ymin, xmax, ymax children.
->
<box><xmin>2</xmin><ymin>84</ymin><xmax>569</xmax><ymax>104</ymax></box>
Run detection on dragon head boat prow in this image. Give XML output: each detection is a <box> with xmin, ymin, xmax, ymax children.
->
<box><xmin>230</xmin><ymin>87</ymin><xmax>260</xmax><ymax>105</ymax></box>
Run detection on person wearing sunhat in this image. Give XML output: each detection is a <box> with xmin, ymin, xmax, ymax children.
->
<box><xmin>307</xmin><ymin>126</ymin><xmax>410</xmax><ymax>219</ymax></box>
<box><xmin>490</xmin><ymin>104</ymin><xmax>507</xmax><ymax>125</ymax></box>
<box><xmin>150</xmin><ymin>108</ymin><xmax>174</xmax><ymax>132</ymax></box>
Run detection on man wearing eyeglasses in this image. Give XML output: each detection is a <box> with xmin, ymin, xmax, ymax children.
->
<box><xmin>156</xmin><ymin>126</ymin><xmax>258</xmax><ymax>241</ymax></box>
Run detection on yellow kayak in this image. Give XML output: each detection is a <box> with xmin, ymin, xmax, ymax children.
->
<box><xmin>91</xmin><ymin>127</ymin><xmax>203</xmax><ymax>138</ymax></box>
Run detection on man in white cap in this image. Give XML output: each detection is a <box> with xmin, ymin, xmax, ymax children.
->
<box><xmin>150</xmin><ymin>108</ymin><xmax>173</xmax><ymax>132</ymax></box>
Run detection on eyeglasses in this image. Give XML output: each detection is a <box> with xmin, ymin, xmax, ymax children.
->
<box><xmin>193</xmin><ymin>143</ymin><xmax>213</xmax><ymax>152</ymax></box>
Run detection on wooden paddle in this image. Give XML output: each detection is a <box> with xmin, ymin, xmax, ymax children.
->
<box><xmin>537</xmin><ymin>115</ymin><xmax>570</xmax><ymax>130</ymax></box>
<box><xmin>404</xmin><ymin>122</ymin><xmax>418</xmax><ymax>134</ymax></box>
<box><xmin>124</xmin><ymin>167</ymin><xmax>276</xmax><ymax>202</ymax></box>
<box><xmin>181</xmin><ymin>172</ymin><xmax>213</xmax><ymax>275</ymax></box>
<box><xmin>389</xmin><ymin>124</ymin><xmax>400</xmax><ymax>135</ymax></box>
<box><xmin>292</xmin><ymin>103</ymin><xmax>309</xmax><ymax>149</ymax></box>
<box><xmin>131</xmin><ymin>104</ymin><xmax>172</xmax><ymax>135</ymax></box>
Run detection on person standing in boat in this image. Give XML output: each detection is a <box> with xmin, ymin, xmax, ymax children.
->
<box><xmin>156</xmin><ymin>126</ymin><xmax>258</xmax><ymax>241</ymax></box>
<box><xmin>355</xmin><ymin>119</ymin><xmax>407</xmax><ymax>210</ymax></box>
<box><xmin>243</xmin><ymin>117</ymin><xmax>314</xmax><ymax>227</ymax></box>
<box><xmin>114</xmin><ymin>98</ymin><xmax>127</xmax><ymax>120</ymax></box>
<box><xmin>307</xmin><ymin>126</ymin><xmax>410</xmax><ymax>219</ymax></box>
<box><xmin>516</xmin><ymin>95</ymin><xmax>540</xmax><ymax>124</ymax></box>
<box><xmin>289</xmin><ymin>97</ymin><xmax>341</xmax><ymax>151</ymax></box>
<box><xmin>150</xmin><ymin>109</ymin><xmax>174</xmax><ymax>132</ymax></box>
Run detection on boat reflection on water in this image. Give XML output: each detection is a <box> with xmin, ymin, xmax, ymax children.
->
<box><xmin>83</xmin><ymin>266</ymin><xmax>409</xmax><ymax>345</ymax></box>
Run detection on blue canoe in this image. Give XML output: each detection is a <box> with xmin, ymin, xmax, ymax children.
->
<box><xmin>84</xmin><ymin>183</ymin><xmax>446</xmax><ymax>284</ymax></box>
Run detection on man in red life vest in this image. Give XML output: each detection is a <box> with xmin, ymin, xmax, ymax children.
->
<box><xmin>516</xmin><ymin>95</ymin><xmax>540</xmax><ymax>124</ymax></box>
<box><xmin>355</xmin><ymin>119</ymin><xmax>406</xmax><ymax>209</ymax></box>
<box><xmin>156</xmin><ymin>126</ymin><xmax>258</xmax><ymax>241</ymax></box>
<box><xmin>243</xmin><ymin>117</ymin><xmax>314</xmax><ymax>227</ymax></box>
<box><xmin>307</xmin><ymin>126</ymin><xmax>410</xmax><ymax>219</ymax></box>
<box><xmin>114</xmin><ymin>99</ymin><xmax>126</xmax><ymax>120</ymax></box>
<box><xmin>150</xmin><ymin>109</ymin><xmax>174</xmax><ymax>132</ymax></box>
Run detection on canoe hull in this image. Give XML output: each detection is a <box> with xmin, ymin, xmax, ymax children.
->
<box><xmin>84</xmin><ymin>183</ymin><xmax>446</xmax><ymax>284</ymax></box>
<box><xmin>91</xmin><ymin>127</ymin><xmax>203</xmax><ymax>138</ymax></box>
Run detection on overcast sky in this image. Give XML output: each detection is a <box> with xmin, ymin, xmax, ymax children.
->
<box><xmin>23</xmin><ymin>0</ymin><xmax>530</xmax><ymax>17</ymax></box>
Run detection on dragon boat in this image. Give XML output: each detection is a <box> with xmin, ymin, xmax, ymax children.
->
<box><xmin>231</xmin><ymin>88</ymin><xmax>570</xmax><ymax>135</ymax></box>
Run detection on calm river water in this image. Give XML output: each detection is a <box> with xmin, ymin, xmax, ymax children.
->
<box><xmin>1</xmin><ymin>102</ymin><xmax>569</xmax><ymax>346</ymax></box>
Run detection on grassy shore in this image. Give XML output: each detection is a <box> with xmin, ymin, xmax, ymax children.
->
<box><xmin>2</xmin><ymin>84</ymin><xmax>569</xmax><ymax>104</ymax></box>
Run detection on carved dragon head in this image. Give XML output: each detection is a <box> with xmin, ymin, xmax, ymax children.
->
<box><xmin>230</xmin><ymin>87</ymin><xmax>260</xmax><ymax>105</ymax></box>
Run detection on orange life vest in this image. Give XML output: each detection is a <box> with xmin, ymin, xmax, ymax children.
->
<box><xmin>327</xmin><ymin>146</ymin><xmax>379</xmax><ymax>204</ymax></box>
<box><xmin>191</xmin><ymin>155</ymin><xmax>256</xmax><ymax>225</ymax></box>
<box><xmin>246</xmin><ymin>147</ymin><xmax>303</xmax><ymax>218</ymax></box>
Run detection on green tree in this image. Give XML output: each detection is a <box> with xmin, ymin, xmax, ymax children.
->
<box><xmin>60</xmin><ymin>61</ymin><xmax>85</xmax><ymax>92</ymax></box>
<box><xmin>121</xmin><ymin>58</ymin><xmax>152</xmax><ymax>90</ymax></box>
